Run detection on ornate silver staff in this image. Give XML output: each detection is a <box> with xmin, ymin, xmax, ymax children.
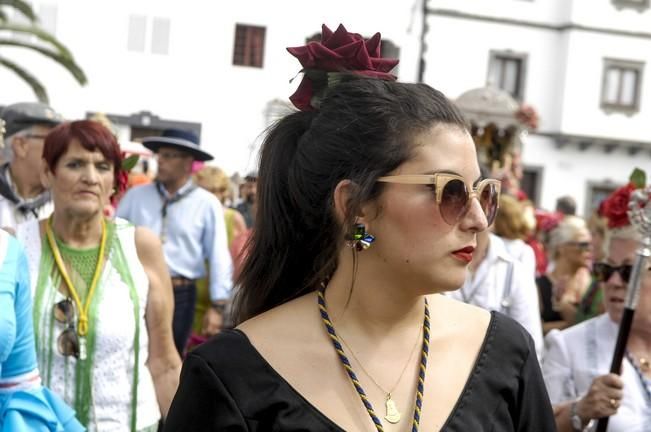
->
<box><xmin>596</xmin><ymin>185</ymin><xmax>651</xmax><ymax>431</ymax></box>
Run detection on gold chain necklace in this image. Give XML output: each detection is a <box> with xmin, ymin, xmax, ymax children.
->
<box><xmin>46</xmin><ymin>216</ymin><xmax>107</xmax><ymax>360</ymax></box>
<box><xmin>336</xmin><ymin>325</ymin><xmax>422</xmax><ymax>424</ymax></box>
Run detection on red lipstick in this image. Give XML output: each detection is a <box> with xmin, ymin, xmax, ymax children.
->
<box><xmin>451</xmin><ymin>246</ymin><xmax>475</xmax><ymax>263</ymax></box>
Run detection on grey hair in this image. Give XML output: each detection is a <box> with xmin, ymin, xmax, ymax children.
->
<box><xmin>548</xmin><ymin>215</ymin><xmax>589</xmax><ymax>259</ymax></box>
<box><xmin>603</xmin><ymin>225</ymin><xmax>641</xmax><ymax>257</ymax></box>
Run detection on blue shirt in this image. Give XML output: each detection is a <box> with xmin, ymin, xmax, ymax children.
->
<box><xmin>0</xmin><ymin>232</ymin><xmax>35</xmax><ymax>379</ymax></box>
<box><xmin>116</xmin><ymin>180</ymin><xmax>233</xmax><ymax>302</ymax></box>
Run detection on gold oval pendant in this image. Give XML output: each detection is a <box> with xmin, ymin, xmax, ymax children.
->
<box><xmin>384</xmin><ymin>395</ymin><xmax>401</xmax><ymax>424</ymax></box>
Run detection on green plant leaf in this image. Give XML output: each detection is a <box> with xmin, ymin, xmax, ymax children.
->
<box><xmin>0</xmin><ymin>0</ymin><xmax>36</xmax><ymax>21</ymax></box>
<box><xmin>0</xmin><ymin>23</ymin><xmax>73</xmax><ymax>58</ymax></box>
<box><xmin>122</xmin><ymin>154</ymin><xmax>139</xmax><ymax>171</ymax></box>
<box><xmin>0</xmin><ymin>38</ymin><xmax>87</xmax><ymax>84</ymax></box>
<box><xmin>629</xmin><ymin>167</ymin><xmax>646</xmax><ymax>188</ymax></box>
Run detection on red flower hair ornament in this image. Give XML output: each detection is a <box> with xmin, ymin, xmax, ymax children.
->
<box><xmin>599</xmin><ymin>168</ymin><xmax>648</xmax><ymax>229</ymax></box>
<box><xmin>286</xmin><ymin>24</ymin><xmax>399</xmax><ymax>111</ymax></box>
<box><xmin>110</xmin><ymin>153</ymin><xmax>139</xmax><ymax>207</ymax></box>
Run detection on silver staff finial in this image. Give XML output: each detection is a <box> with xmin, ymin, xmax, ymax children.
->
<box><xmin>624</xmin><ymin>185</ymin><xmax>651</xmax><ymax>308</ymax></box>
<box><xmin>628</xmin><ymin>186</ymin><xmax>651</xmax><ymax>241</ymax></box>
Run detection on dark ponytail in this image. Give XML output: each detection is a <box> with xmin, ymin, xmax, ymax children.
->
<box><xmin>232</xmin><ymin>77</ymin><xmax>467</xmax><ymax>324</ymax></box>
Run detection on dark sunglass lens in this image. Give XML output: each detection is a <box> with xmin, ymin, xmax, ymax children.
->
<box><xmin>57</xmin><ymin>328</ymin><xmax>79</xmax><ymax>358</ymax></box>
<box><xmin>440</xmin><ymin>179</ymin><xmax>468</xmax><ymax>225</ymax></box>
<box><xmin>480</xmin><ymin>184</ymin><xmax>499</xmax><ymax>226</ymax></box>
<box><xmin>53</xmin><ymin>299</ymin><xmax>74</xmax><ymax>323</ymax></box>
<box><xmin>620</xmin><ymin>265</ymin><xmax>632</xmax><ymax>283</ymax></box>
<box><xmin>593</xmin><ymin>263</ymin><xmax>632</xmax><ymax>283</ymax></box>
<box><xmin>593</xmin><ymin>263</ymin><xmax>611</xmax><ymax>282</ymax></box>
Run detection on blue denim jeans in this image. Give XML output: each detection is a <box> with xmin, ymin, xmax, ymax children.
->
<box><xmin>171</xmin><ymin>282</ymin><xmax>197</xmax><ymax>356</ymax></box>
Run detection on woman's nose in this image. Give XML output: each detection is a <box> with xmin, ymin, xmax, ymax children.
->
<box><xmin>458</xmin><ymin>196</ymin><xmax>488</xmax><ymax>233</ymax></box>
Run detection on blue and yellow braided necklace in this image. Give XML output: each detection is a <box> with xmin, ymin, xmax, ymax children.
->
<box><xmin>317</xmin><ymin>287</ymin><xmax>430</xmax><ymax>432</ymax></box>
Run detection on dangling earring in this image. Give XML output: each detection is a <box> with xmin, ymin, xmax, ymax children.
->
<box><xmin>346</xmin><ymin>223</ymin><xmax>375</xmax><ymax>251</ymax></box>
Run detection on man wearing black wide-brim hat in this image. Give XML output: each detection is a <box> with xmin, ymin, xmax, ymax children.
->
<box><xmin>116</xmin><ymin>129</ymin><xmax>233</xmax><ymax>355</ymax></box>
<box><xmin>0</xmin><ymin>102</ymin><xmax>64</xmax><ymax>228</ymax></box>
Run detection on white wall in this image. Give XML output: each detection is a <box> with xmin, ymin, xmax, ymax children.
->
<box><xmin>2</xmin><ymin>0</ymin><xmax>651</xmax><ymax>214</ymax></box>
<box><xmin>1</xmin><ymin>0</ymin><xmax>420</xmax><ymax>174</ymax></box>
<box><xmin>569</xmin><ymin>0</ymin><xmax>651</xmax><ymax>30</ymax></box>
<box><xmin>424</xmin><ymin>14</ymin><xmax>567</xmax><ymax>131</ymax></box>
<box><xmin>522</xmin><ymin>135</ymin><xmax>651</xmax><ymax>216</ymax></box>
<box><xmin>560</xmin><ymin>31</ymin><xmax>651</xmax><ymax>141</ymax></box>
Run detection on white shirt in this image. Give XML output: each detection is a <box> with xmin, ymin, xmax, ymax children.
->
<box><xmin>543</xmin><ymin>314</ymin><xmax>651</xmax><ymax>431</ymax></box>
<box><xmin>448</xmin><ymin>233</ymin><xmax>544</xmax><ymax>361</ymax></box>
<box><xmin>0</xmin><ymin>163</ymin><xmax>53</xmax><ymax>230</ymax></box>
<box><xmin>502</xmin><ymin>238</ymin><xmax>537</xmax><ymax>280</ymax></box>
<box><xmin>0</xmin><ymin>196</ymin><xmax>52</xmax><ymax>230</ymax></box>
<box><xmin>116</xmin><ymin>180</ymin><xmax>233</xmax><ymax>301</ymax></box>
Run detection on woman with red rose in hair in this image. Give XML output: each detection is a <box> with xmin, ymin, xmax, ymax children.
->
<box><xmin>165</xmin><ymin>24</ymin><xmax>554</xmax><ymax>431</ymax></box>
<box><xmin>543</xmin><ymin>172</ymin><xmax>651</xmax><ymax>432</ymax></box>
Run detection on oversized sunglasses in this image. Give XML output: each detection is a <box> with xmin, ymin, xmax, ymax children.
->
<box><xmin>592</xmin><ymin>262</ymin><xmax>633</xmax><ymax>284</ymax></box>
<box><xmin>53</xmin><ymin>298</ymin><xmax>80</xmax><ymax>358</ymax></box>
<box><xmin>377</xmin><ymin>173</ymin><xmax>501</xmax><ymax>226</ymax></box>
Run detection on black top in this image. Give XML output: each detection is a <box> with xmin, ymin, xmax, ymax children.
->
<box><xmin>536</xmin><ymin>275</ymin><xmax>563</xmax><ymax>323</ymax></box>
<box><xmin>164</xmin><ymin>312</ymin><xmax>555</xmax><ymax>432</ymax></box>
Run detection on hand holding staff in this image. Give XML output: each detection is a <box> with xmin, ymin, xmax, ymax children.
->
<box><xmin>596</xmin><ymin>184</ymin><xmax>651</xmax><ymax>432</ymax></box>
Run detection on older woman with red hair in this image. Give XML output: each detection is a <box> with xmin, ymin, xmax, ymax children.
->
<box><xmin>16</xmin><ymin>120</ymin><xmax>180</xmax><ymax>431</ymax></box>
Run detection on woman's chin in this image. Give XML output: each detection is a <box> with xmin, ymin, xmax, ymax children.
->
<box><xmin>66</xmin><ymin>203</ymin><xmax>103</xmax><ymax>218</ymax></box>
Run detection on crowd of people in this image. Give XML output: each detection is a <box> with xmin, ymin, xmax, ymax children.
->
<box><xmin>1</xmin><ymin>23</ymin><xmax>650</xmax><ymax>432</ymax></box>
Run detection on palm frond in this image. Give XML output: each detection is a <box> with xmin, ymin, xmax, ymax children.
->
<box><xmin>0</xmin><ymin>23</ymin><xmax>72</xmax><ymax>57</ymax></box>
<box><xmin>0</xmin><ymin>38</ymin><xmax>87</xmax><ymax>84</ymax></box>
<box><xmin>0</xmin><ymin>54</ymin><xmax>48</xmax><ymax>102</ymax></box>
<box><xmin>0</xmin><ymin>0</ymin><xmax>36</xmax><ymax>22</ymax></box>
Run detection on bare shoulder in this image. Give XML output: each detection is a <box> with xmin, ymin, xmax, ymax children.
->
<box><xmin>427</xmin><ymin>294</ymin><xmax>492</xmax><ymax>339</ymax></box>
<box><xmin>134</xmin><ymin>226</ymin><xmax>163</xmax><ymax>260</ymax></box>
<box><xmin>237</xmin><ymin>292</ymin><xmax>323</xmax><ymax>354</ymax></box>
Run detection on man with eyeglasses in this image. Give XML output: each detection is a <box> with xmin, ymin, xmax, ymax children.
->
<box><xmin>116</xmin><ymin>128</ymin><xmax>233</xmax><ymax>356</ymax></box>
<box><xmin>0</xmin><ymin>102</ymin><xmax>63</xmax><ymax>229</ymax></box>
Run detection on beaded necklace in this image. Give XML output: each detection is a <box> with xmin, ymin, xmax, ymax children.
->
<box><xmin>317</xmin><ymin>287</ymin><xmax>430</xmax><ymax>432</ymax></box>
<box><xmin>46</xmin><ymin>216</ymin><xmax>107</xmax><ymax>360</ymax></box>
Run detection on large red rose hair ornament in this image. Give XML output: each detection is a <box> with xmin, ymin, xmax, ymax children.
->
<box><xmin>599</xmin><ymin>168</ymin><xmax>648</xmax><ymax>229</ymax></box>
<box><xmin>286</xmin><ymin>24</ymin><xmax>399</xmax><ymax>111</ymax></box>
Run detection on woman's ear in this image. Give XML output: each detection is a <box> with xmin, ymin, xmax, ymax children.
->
<box><xmin>333</xmin><ymin>179</ymin><xmax>353</xmax><ymax>226</ymax></box>
<box><xmin>333</xmin><ymin>180</ymin><xmax>375</xmax><ymax>228</ymax></box>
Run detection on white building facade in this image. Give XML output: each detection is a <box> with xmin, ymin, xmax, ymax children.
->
<box><xmin>1</xmin><ymin>0</ymin><xmax>650</xmax><ymax>215</ymax></box>
<box><xmin>423</xmin><ymin>0</ymin><xmax>651</xmax><ymax>215</ymax></box>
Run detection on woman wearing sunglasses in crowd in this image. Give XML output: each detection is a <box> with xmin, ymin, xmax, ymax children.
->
<box><xmin>536</xmin><ymin>215</ymin><xmax>593</xmax><ymax>333</ymax></box>
<box><xmin>543</xmin><ymin>179</ymin><xmax>651</xmax><ymax>431</ymax></box>
<box><xmin>165</xmin><ymin>24</ymin><xmax>554</xmax><ymax>431</ymax></box>
<box><xmin>15</xmin><ymin>120</ymin><xmax>181</xmax><ymax>431</ymax></box>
